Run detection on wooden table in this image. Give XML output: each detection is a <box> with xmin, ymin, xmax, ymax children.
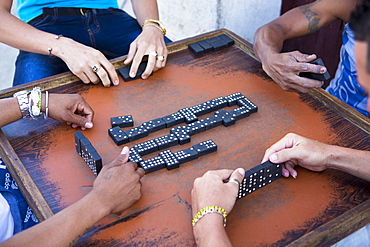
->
<box><xmin>1</xmin><ymin>29</ymin><xmax>370</xmax><ymax>247</ymax></box>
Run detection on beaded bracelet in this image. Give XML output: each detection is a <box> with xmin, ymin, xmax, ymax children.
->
<box><xmin>192</xmin><ymin>206</ymin><xmax>228</xmax><ymax>227</ymax></box>
<box><xmin>29</xmin><ymin>87</ymin><xmax>43</xmax><ymax>119</ymax></box>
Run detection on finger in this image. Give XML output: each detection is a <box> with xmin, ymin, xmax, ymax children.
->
<box><xmin>136</xmin><ymin>167</ymin><xmax>145</xmax><ymax>178</ymax></box>
<box><xmin>95</xmin><ymin>67</ymin><xmax>111</xmax><ymax>87</ymax></box>
<box><xmin>100</xmin><ymin>60</ymin><xmax>119</xmax><ymax>86</ymax></box>
<box><xmin>294</xmin><ymin>76</ymin><xmax>324</xmax><ymax>90</ymax></box>
<box><xmin>227</xmin><ymin>168</ymin><xmax>245</xmax><ymax>188</ymax></box>
<box><xmin>106</xmin><ymin>146</ymin><xmax>130</xmax><ymax>168</ymax></box>
<box><xmin>293</xmin><ymin>52</ymin><xmax>317</xmax><ymax>63</ymax></box>
<box><xmin>77</xmin><ymin>72</ymin><xmax>91</xmax><ymax>84</ymax></box>
<box><xmin>210</xmin><ymin>169</ymin><xmax>235</xmax><ymax>181</ymax></box>
<box><xmin>285</xmin><ymin>162</ymin><xmax>298</xmax><ymax>178</ymax></box>
<box><xmin>142</xmin><ymin>52</ymin><xmax>156</xmax><ymax>79</ymax></box>
<box><xmin>66</xmin><ymin>111</ymin><xmax>93</xmax><ymax>129</ymax></box>
<box><xmin>85</xmin><ymin>69</ymin><xmax>100</xmax><ymax>84</ymax></box>
<box><xmin>75</xmin><ymin>100</ymin><xmax>94</xmax><ymax>125</ymax></box>
<box><xmin>124</xmin><ymin>42</ymin><xmax>138</xmax><ymax>65</ymax></box>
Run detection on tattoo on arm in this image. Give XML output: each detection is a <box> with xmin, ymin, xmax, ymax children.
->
<box><xmin>68</xmin><ymin>228</ymin><xmax>90</xmax><ymax>246</ymax></box>
<box><xmin>299</xmin><ymin>1</ymin><xmax>322</xmax><ymax>33</ymax></box>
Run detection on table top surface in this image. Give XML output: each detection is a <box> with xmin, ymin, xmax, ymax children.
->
<box><xmin>1</xmin><ymin>30</ymin><xmax>370</xmax><ymax>247</ymax></box>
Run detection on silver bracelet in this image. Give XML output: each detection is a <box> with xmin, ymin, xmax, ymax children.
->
<box><xmin>44</xmin><ymin>91</ymin><xmax>49</xmax><ymax>119</ymax></box>
<box><xmin>13</xmin><ymin>90</ymin><xmax>30</xmax><ymax>118</ymax></box>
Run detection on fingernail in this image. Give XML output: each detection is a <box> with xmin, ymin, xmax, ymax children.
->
<box><xmin>142</xmin><ymin>75</ymin><xmax>147</xmax><ymax>79</ymax></box>
<box><xmin>306</xmin><ymin>54</ymin><xmax>314</xmax><ymax>59</ymax></box>
<box><xmin>130</xmin><ymin>71</ymin><xmax>135</xmax><ymax>77</ymax></box>
<box><xmin>320</xmin><ymin>68</ymin><xmax>326</xmax><ymax>73</ymax></box>
<box><xmin>114</xmin><ymin>80</ymin><xmax>119</xmax><ymax>85</ymax></box>
<box><xmin>85</xmin><ymin>122</ymin><xmax>93</xmax><ymax>128</ymax></box>
<box><xmin>270</xmin><ymin>154</ymin><xmax>278</xmax><ymax>162</ymax></box>
<box><xmin>292</xmin><ymin>174</ymin><xmax>297</xmax><ymax>179</ymax></box>
<box><xmin>121</xmin><ymin>146</ymin><xmax>129</xmax><ymax>155</ymax></box>
<box><xmin>237</xmin><ymin>168</ymin><xmax>245</xmax><ymax>176</ymax></box>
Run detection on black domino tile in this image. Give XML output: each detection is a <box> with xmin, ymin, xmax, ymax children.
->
<box><xmin>174</xmin><ymin>147</ymin><xmax>199</xmax><ymax>164</ymax></box>
<box><xmin>142</xmin><ymin>118</ymin><xmax>166</xmax><ymax>133</ymax></box>
<box><xmin>74</xmin><ymin>131</ymin><xmax>86</xmax><ymax>154</ymax></box>
<box><xmin>228</xmin><ymin>106</ymin><xmax>250</xmax><ymax>121</ymax></box>
<box><xmin>85</xmin><ymin>151</ymin><xmax>102</xmax><ymax>176</ymax></box>
<box><xmin>159</xmin><ymin>150</ymin><xmax>180</xmax><ymax>170</ymax></box>
<box><xmin>108</xmin><ymin>126</ymin><xmax>129</xmax><ymax>145</ymax></box>
<box><xmin>208</xmin><ymin>39</ymin><xmax>228</xmax><ymax>51</ymax></box>
<box><xmin>207</xmin><ymin>97</ymin><xmax>228</xmax><ymax>111</ymax></box>
<box><xmin>189</xmin><ymin>102</ymin><xmax>212</xmax><ymax>117</ymax></box>
<box><xmin>129</xmin><ymin>147</ymin><xmax>144</xmax><ymax>164</ymax></box>
<box><xmin>125</xmin><ymin>126</ymin><xmax>148</xmax><ymax>142</ymax></box>
<box><xmin>117</xmin><ymin>62</ymin><xmax>150</xmax><ymax>82</ymax></box>
<box><xmin>218</xmin><ymin>34</ymin><xmax>235</xmax><ymax>47</ymax></box>
<box><xmin>111</xmin><ymin>115</ymin><xmax>134</xmax><ymax>128</ymax></box>
<box><xmin>154</xmin><ymin>134</ymin><xmax>179</xmax><ymax>150</ymax></box>
<box><xmin>197</xmin><ymin>40</ymin><xmax>213</xmax><ymax>53</ymax></box>
<box><xmin>161</xmin><ymin>112</ymin><xmax>185</xmax><ymax>128</ymax></box>
<box><xmin>201</xmin><ymin>115</ymin><xmax>223</xmax><ymax>130</ymax></box>
<box><xmin>237</xmin><ymin>98</ymin><xmax>258</xmax><ymax>113</ymax></box>
<box><xmin>140</xmin><ymin>156</ymin><xmax>166</xmax><ymax>174</ymax></box>
<box><xmin>133</xmin><ymin>139</ymin><xmax>158</xmax><ymax>156</ymax></box>
<box><xmin>184</xmin><ymin>121</ymin><xmax>206</xmax><ymax>136</ymax></box>
<box><xmin>192</xmin><ymin>140</ymin><xmax>217</xmax><ymax>156</ymax></box>
<box><xmin>300</xmin><ymin>58</ymin><xmax>331</xmax><ymax>81</ymax></box>
<box><xmin>188</xmin><ymin>42</ymin><xmax>205</xmax><ymax>56</ymax></box>
<box><xmin>224</xmin><ymin>92</ymin><xmax>246</xmax><ymax>106</ymax></box>
<box><xmin>214</xmin><ymin>109</ymin><xmax>235</xmax><ymax>127</ymax></box>
<box><xmin>170</xmin><ymin>126</ymin><xmax>191</xmax><ymax>144</ymax></box>
<box><xmin>237</xmin><ymin>161</ymin><xmax>283</xmax><ymax>199</ymax></box>
<box><xmin>178</xmin><ymin>108</ymin><xmax>198</xmax><ymax>124</ymax></box>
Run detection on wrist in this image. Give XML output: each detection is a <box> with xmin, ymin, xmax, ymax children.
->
<box><xmin>142</xmin><ymin>19</ymin><xmax>166</xmax><ymax>36</ymax></box>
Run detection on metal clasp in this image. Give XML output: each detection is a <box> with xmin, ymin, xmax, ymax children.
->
<box><xmin>80</xmin><ymin>8</ymin><xmax>87</xmax><ymax>16</ymax></box>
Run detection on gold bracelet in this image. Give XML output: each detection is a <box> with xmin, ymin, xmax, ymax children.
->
<box><xmin>192</xmin><ymin>206</ymin><xmax>227</xmax><ymax>227</ymax></box>
<box><xmin>143</xmin><ymin>23</ymin><xmax>166</xmax><ymax>36</ymax></box>
<box><xmin>142</xmin><ymin>19</ymin><xmax>166</xmax><ymax>36</ymax></box>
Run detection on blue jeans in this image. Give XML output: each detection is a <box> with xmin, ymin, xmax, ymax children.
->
<box><xmin>13</xmin><ymin>8</ymin><xmax>171</xmax><ymax>86</ymax></box>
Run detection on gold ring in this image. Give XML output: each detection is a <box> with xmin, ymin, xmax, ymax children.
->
<box><xmin>157</xmin><ymin>55</ymin><xmax>165</xmax><ymax>62</ymax></box>
<box><xmin>148</xmin><ymin>51</ymin><xmax>158</xmax><ymax>57</ymax></box>
<box><xmin>92</xmin><ymin>64</ymin><xmax>100</xmax><ymax>73</ymax></box>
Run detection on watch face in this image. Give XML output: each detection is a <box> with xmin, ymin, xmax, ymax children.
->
<box><xmin>13</xmin><ymin>90</ymin><xmax>30</xmax><ymax>97</ymax></box>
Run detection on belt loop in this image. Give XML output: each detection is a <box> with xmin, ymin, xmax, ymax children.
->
<box><xmin>53</xmin><ymin>7</ymin><xmax>58</xmax><ymax>17</ymax></box>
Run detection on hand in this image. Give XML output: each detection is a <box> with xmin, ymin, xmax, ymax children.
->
<box><xmin>262</xmin><ymin>133</ymin><xmax>331</xmax><ymax>178</ymax></box>
<box><xmin>191</xmin><ymin>168</ymin><xmax>245</xmax><ymax>218</ymax></box>
<box><xmin>124</xmin><ymin>26</ymin><xmax>168</xmax><ymax>79</ymax></box>
<box><xmin>47</xmin><ymin>94</ymin><xmax>94</xmax><ymax>130</ymax></box>
<box><xmin>261</xmin><ymin>51</ymin><xmax>326</xmax><ymax>92</ymax></box>
<box><xmin>55</xmin><ymin>38</ymin><xmax>119</xmax><ymax>87</ymax></box>
<box><xmin>90</xmin><ymin>147</ymin><xmax>145</xmax><ymax>215</ymax></box>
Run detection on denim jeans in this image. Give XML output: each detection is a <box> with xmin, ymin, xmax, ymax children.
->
<box><xmin>13</xmin><ymin>8</ymin><xmax>171</xmax><ymax>86</ymax></box>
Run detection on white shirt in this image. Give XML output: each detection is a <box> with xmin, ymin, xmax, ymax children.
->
<box><xmin>0</xmin><ymin>193</ymin><xmax>14</xmax><ymax>242</ymax></box>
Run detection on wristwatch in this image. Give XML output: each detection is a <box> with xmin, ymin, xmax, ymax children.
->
<box><xmin>13</xmin><ymin>90</ymin><xmax>31</xmax><ymax>118</ymax></box>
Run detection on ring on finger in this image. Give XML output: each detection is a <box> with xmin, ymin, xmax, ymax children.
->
<box><xmin>157</xmin><ymin>55</ymin><xmax>165</xmax><ymax>62</ymax></box>
<box><xmin>148</xmin><ymin>51</ymin><xmax>158</xmax><ymax>57</ymax></box>
<box><xmin>228</xmin><ymin>178</ymin><xmax>240</xmax><ymax>187</ymax></box>
<box><xmin>92</xmin><ymin>64</ymin><xmax>100</xmax><ymax>73</ymax></box>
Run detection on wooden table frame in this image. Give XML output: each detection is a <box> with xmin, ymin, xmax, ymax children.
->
<box><xmin>0</xmin><ymin>29</ymin><xmax>369</xmax><ymax>246</ymax></box>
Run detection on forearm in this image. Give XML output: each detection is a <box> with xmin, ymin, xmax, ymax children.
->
<box><xmin>0</xmin><ymin>98</ymin><xmax>22</xmax><ymax>128</ymax></box>
<box><xmin>193</xmin><ymin>214</ymin><xmax>232</xmax><ymax>247</ymax></box>
<box><xmin>2</xmin><ymin>192</ymin><xmax>108</xmax><ymax>247</ymax></box>
<box><xmin>131</xmin><ymin>0</ymin><xmax>159</xmax><ymax>25</ymax></box>
<box><xmin>325</xmin><ymin>145</ymin><xmax>370</xmax><ymax>181</ymax></box>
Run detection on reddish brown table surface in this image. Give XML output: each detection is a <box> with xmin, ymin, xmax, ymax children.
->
<box><xmin>1</xmin><ymin>29</ymin><xmax>370</xmax><ymax>246</ymax></box>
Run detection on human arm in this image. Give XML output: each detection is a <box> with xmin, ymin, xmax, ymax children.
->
<box><xmin>262</xmin><ymin>133</ymin><xmax>370</xmax><ymax>181</ymax></box>
<box><xmin>191</xmin><ymin>168</ymin><xmax>245</xmax><ymax>247</ymax></box>
<box><xmin>0</xmin><ymin>0</ymin><xmax>118</xmax><ymax>87</ymax></box>
<box><xmin>124</xmin><ymin>0</ymin><xmax>168</xmax><ymax>79</ymax></box>
<box><xmin>0</xmin><ymin>92</ymin><xmax>94</xmax><ymax>130</ymax></box>
<box><xmin>253</xmin><ymin>0</ymin><xmax>357</xmax><ymax>92</ymax></box>
<box><xmin>1</xmin><ymin>146</ymin><xmax>145</xmax><ymax>247</ymax></box>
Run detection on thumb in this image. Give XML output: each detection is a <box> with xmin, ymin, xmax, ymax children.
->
<box><xmin>269</xmin><ymin>148</ymin><xmax>296</xmax><ymax>164</ymax></box>
<box><xmin>67</xmin><ymin>112</ymin><xmax>93</xmax><ymax>129</ymax></box>
<box><xmin>106</xmin><ymin>147</ymin><xmax>130</xmax><ymax>168</ymax></box>
<box><xmin>228</xmin><ymin>168</ymin><xmax>245</xmax><ymax>188</ymax></box>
